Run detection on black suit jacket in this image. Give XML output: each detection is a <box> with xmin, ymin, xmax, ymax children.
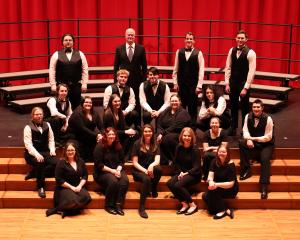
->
<box><xmin>113</xmin><ymin>43</ymin><xmax>147</xmax><ymax>93</ymax></box>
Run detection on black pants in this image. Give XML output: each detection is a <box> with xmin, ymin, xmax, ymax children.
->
<box><xmin>94</xmin><ymin>171</ymin><xmax>129</xmax><ymax>208</ymax></box>
<box><xmin>47</xmin><ymin>116</ymin><xmax>66</xmax><ymax>144</ymax></box>
<box><xmin>229</xmin><ymin>86</ymin><xmax>250</xmax><ymax>129</ymax></box>
<box><xmin>160</xmin><ymin>133</ymin><xmax>180</xmax><ymax>165</ymax></box>
<box><xmin>124</xmin><ymin>110</ymin><xmax>140</xmax><ymax>128</ymax></box>
<box><xmin>67</xmin><ymin>82</ymin><xmax>82</xmax><ymax>110</ymax></box>
<box><xmin>142</xmin><ymin>111</ymin><xmax>155</xmax><ymax>125</ymax></box>
<box><xmin>239</xmin><ymin>139</ymin><xmax>274</xmax><ymax>184</ymax></box>
<box><xmin>167</xmin><ymin>173</ymin><xmax>201</xmax><ymax>203</ymax></box>
<box><xmin>132</xmin><ymin>166</ymin><xmax>162</xmax><ymax>208</ymax></box>
<box><xmin>24</xmin><ymin>151</ymin><xmax>58</xmax><ymax>189</ymax></box>
<box><xmin>202</xmin><ymin>151</ymin><xmax>217</xmax><ymax>180</ymax></box>
<box><xmin>178</xmin><ymin>85</ymin><xmax>198</xmax><ymax>122</ymax></box>
<box><xmin>203</xmin><ymin>184</ymin><xmax>238</xmax><ymax>215</ymax></box>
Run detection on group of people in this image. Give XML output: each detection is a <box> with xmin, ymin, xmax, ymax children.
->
<box><xmin>22</xmin><ymin>27</ymin><xmax>275</xmax><ymax>219</ymax></box>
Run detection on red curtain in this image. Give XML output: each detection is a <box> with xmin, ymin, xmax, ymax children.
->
<box><xmin>0</xmin><ymin>0</ymin><xmax>300</xmax><ymax>87</ymax></box>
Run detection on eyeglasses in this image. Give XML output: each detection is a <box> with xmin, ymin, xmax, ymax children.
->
<box><xmin>66</xmin><ymin>149</ymin><xmax>75</xmax><ymax>152</ymax></box>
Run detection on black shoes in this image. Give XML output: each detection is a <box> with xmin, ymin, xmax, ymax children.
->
<box><xmin>115</xmin><ymin>205</ymin><xmax>125</xmax><ymax>216</ymax></box>
<box><xmin>176</xmin><ymin>207</ymin><xmax>188</xmax><ymax>215</ymax></box>
<box><xmin>226</xmin><ymin>208</ymin><xmax>234</xmax><ymax>219</ymax></box>
<box><xmin>38</xmin><ymin>188</ymin><xmax>46</xmax><ymax>198</ymax></box>
<box><xmin>240</xmin><ymin>169</ymin><xmax>252</xmax><ymax>180</ymax></box>
<box><xmin>46</xmin><ymin>208</ymin><xmax>57</xmax><ymax>217</ymax></box>
<box><xmin>213</xmin><ymin>211</ymin><xmax>227</xmax><ymax>220</ymax></box>
<box><xmin>138</xmin><ymin>208</ymin><xmax>148</xmax><ymax>218</ymax></box>
<box><xmin>261</xmin><ymin>184</ymin><xmax>268</xmax><ymax>199</ymax></box>
<box><xmin>24</xmin><ymin>171</ymin><xmax>35</xmax><ymax>180</ymax></box>
<box><xmin>185</xmin><ymin>206</ymin><xmax>198</xmax><ymax>215</ymax></box>
<box><xmin>105</xmin><ymin>207</ymin><xmax>117</xmax><ymax>215</ymax></box>
<box><xmin>151</xmin><ymin>191</ymin><xmax>158</xmax><ymax>198</ymax></box>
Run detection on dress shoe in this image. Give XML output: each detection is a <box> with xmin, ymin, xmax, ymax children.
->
<box><xmin>213</xmin><ymin>212</ymin><xmax>227</xmax><ymax>220</ymax></box>
<box><xmin>261</xmin><ymin>184</ymin><xmax>268</xmax><ymax>199</ymax></box>
<box><xmin>226</xmin><ymin>208</ymin><xmax>234</xmax><ymax>219</ymax></box>
<box><xmin>115</xmin><ymin>206</ymin><xmax>125</xmax><ymax>216</ymax></box>
<box><xmin>151</xmin><ymin>191</ymin><xmax>158</xmax><ymax>198</ymax></box>
<box><xmin>61</xmin><ymin>211</ymin><xmax>67</xmax><ymax>219</ymax></box>
<box><xmin>138</xmin><ymin>208</ymin><xmax>148</xmax><ymax>218</ymax></box>
<box><xmin>24</xmin><ymin>171</ymin><xmax>35</xmax><ymax>180</ymax></box>
<box><xmin>185</xmin><ymin>206</ymin><xmax>198</xmax><ymax>215</ymax></box>
<box><xmin>46</xmin><ymin>208</ymin><xmax>57</xmax><ymax>217</ymax></box>
<box><xmin>38</xmin><ymin>188</ymin><xmax>46</xmax><ymax>198</ymax></box>
<box><xmin>239</xmin><ymin>170</ymin><xmax>252</xmax><ymax>180</ymax></box>
<box><xmin>176</xmin><ymin>207</ymin><xmax>188</xmax><ymax>215</ymax></box>
<box><xmin>227</xmin><ymin>127</ymin><xmax>237</xmax><ymax>136</ymax></box>
<box><xmin>105</xmin><ymin>207</ymin><xmax>117</xmax><ymax>215</ymax></box>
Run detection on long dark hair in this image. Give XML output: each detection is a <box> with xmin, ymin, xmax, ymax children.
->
<box><xmin>105</xmin><ymin>94</ymin><xmax>124</xmax><ymax>127</ymax></box>
<box><xmin>203</xmin><ymin>85</ymin><xmax>221</xmax><ymax>108</ymax></box>
<box><xmin>140</xmin><ymin>124</ymin><xmax>157</xmax><ymax>153</ymax></box>
<box><xmin>80</xmin><ymin>96</ymin><xmax>94</xmax><ymax>114</ymax></box>
<box><xmin>215</xmin><ymin>145</ymin><xmax>231</xmax><ymax>167</ymax></box>
<box><xmin>101</xmin><ymin>127</ymin><xmax>122</xmax><ymax>151</ymax></box>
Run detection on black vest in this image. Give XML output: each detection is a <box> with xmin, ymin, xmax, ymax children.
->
<box><xmin>28</xmin><ymin>121</ymin><xmax>50</xmax><ymax>152</ymax></box>
<box><xmin>143</xmin><ymin>80</ymin><xmax>166</xmax><ymax>110</ymax></box>
<box><xmin>247</xmin><ymin>112</ymin><xmax>274</xmax><ymax>144</ymax></box>
<box><xmin>111</xmin><ymin>84</ymin><xmax>131</xmax><ymax>110</ymax></box>
<box><xmin>55</xmin><ymin>49</ymin><xmax>82</xmax><ymax>85</ymax></box>
<box><xmin>45</xmin><ymin>97</ymin><xmax>70</xmax><ymax>118</ymax></box>
<box><xmin>230</xmin><ymin>46</ymin><xmax>250</xmax><ymax>87</ymax></box>
<box><xmin>177</xmin><ymin>48</ymin><xmax>200</xmax><ymax>88</ymax></box>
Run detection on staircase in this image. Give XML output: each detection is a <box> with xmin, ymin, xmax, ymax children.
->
<box><xmin>0</xmin><ymin>147</ymin><xmax>299</xmax><ymax>209</ymax></box>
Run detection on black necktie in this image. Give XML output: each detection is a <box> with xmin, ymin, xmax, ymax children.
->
<box><xmin>151</xmin><ymin>83</ymin><xmax>158</xmax><ymax>87</ymax></box>
<box><xmin>237</xmin><ymin>47</ymin><xmax>244</xmax><ymax>51</ymax></box>
<box><xmin>185</xmin><ymin>48</ymin><xmax>192</xmax><ymax>52</ymax></box>
<box><xmin>35</xmin><ymin>123</ymin><xmax>43</xmax><ymax>127</ymax></box>
<box><xmin>118</xmin><ymin>85</ymin><xmax>125</xmax><ymax>89</ymax></box>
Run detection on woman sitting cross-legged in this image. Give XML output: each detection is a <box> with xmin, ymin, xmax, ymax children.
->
<box><xmin>167</xmin><ymin>127</ymin><xmax>201</xmax><ymax>215</ymax></box>
<box><xmin>46</xmin><ymin>142</ymin><xmax>91</xmax><ymax>218</ymax></box>
<box><xmin>93</xmin><ymin>127</ymin><xmax>129</xmax><ymax>216</ymax></box>
<box><xmin>202</xmin><ymin>145</ymin><xmax>239</xmax><ymax>220</ymax></box>
<box><xmin>202</xmin><ymin>117</ymin><xmax>228</xmax><ymax>180</ymax></box>
<box><xmin>132</xmin><ymin>124</ymin><xmax>162</xmax><ymax>219</ymax></box>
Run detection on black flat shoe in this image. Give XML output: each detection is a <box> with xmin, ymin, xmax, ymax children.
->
<box><xmin>115</xmin><ymin>206</ymin><xmax>125</xmax><ymax>216</ymax></box>
<box><xmin>105</xmin><ymin>207</ymin><xmax>117</xmax><ymax>215</ymax></box>
<box><xmin>46</xmin><ymin>208</ymin><xmax>57</xmax><ymax>217</ymax></box>
<box><xmin>261</xmin><ymin>184</ymin><xmax>268</xmax><ymax>199</ymax></box>
<box><xmin>24</xmin><ymin>171</ymin><xmax>35</xmax><ymax>180</ymax></box>
<box><xmin>213</xmin><ymin>212</ymin><xmax>227</xmax><ymax>220</ymax></box>
<box><xmin>152</xmin><ymin>191</ymin><xmax>158</xmax><ymax>198</ymax></box>
<box><xmin>138</xmin><ymin>208</ymin><xmax>148</xmax><ymax>219</ymax></box>
<box><xmin>227</xmin><ymin>209</ymin><xmax>234</xmax><ymax>219</ymax></box>
<box><xmin>239</xmin><ymin>170</ymin><xmax>252</xmax><ymax>181</ymax></box>
<box><xmin>185</xmin><ymin>206</ymin><xmax>198</xmax><ymax>215</ymax></box>
<box><xmin>176</xmin><ymin>207</ymin><xmax>188</xmax><ymax>215</ymax></box>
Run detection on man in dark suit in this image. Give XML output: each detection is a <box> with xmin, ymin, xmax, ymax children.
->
<box><xmin>113</xmin><ymin>28</ymin><xmax>148</xmax><ymax>117</ymax></box>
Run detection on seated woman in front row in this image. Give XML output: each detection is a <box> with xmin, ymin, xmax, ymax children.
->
<box><xmin>202</xmin><ymin>145</ymin><xmax>239</xmax><ymax>220</ymax></box>
<box><xmin>46</xmin><ymin>142</ymin><xmax>91</xmax><ymax>218</ymax></box>
<box><xmin>167</xmin><ymin>127</ymin><xmax>201</xmax><ymax>216</ymax></box>
<box><xmin>202</xmin><ymin>117</ymin><xmax>228</xmax><ymax>180</ymax></box>
<box><xmin>103</xmin><ymin>94</ymin><xmax>139</xmax><ymax>161</ymax></box>
<box><xmin>132</xmin><ymin>124</ymin><xmax>162</xmax><ymax>219</ymax></box>
<box><xmin>93</xmin><ymin>127</ymin><xmax>129</xmax><ymax>216</ymax></box>
<box><xmin>197</xmin><ymin>85</ymin><xmax>230</xmax><ymax>132</ymax></box>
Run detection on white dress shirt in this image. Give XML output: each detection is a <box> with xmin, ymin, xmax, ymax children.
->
<box><xmin>198</xmin><ymin>96</ymin><xmax>227</xmax><ymax>119</ymax></box>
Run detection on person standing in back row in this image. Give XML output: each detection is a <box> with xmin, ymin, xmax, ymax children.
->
<box><xmin>225</xmin><ymin>29</ymin><xmax>256</xmax><ymax>136</ymax></box>
<box><xmin>49</xmin><ymin>33</ymin><xmax>89</xmax><ymax>110</ymax></box>
<box><xmin>172</xmin><ymin>32</ymin><xmax>205</xmax><ymax>122</ymax></box>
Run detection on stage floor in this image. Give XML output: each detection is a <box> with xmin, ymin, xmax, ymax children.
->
<box><xmin>0</xmin><ymin>89</ymin><xmax>299</xmax><ymax>148</ymax></box>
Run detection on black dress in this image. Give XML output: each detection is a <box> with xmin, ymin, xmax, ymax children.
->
<box><xmin>54</xmin><ymin>158</ymin><xmax>91</xmax><ymax>212</ymax></box>
<box><xmin>167</xmin><ymin>145</ymin><xmax>202</xmax><ymax>203</ymax></box>
<box><xmin>93</xmin><ymin>143</ymin><xmax>129</xmax><ymax>208</ymax></box>
<box><xmin>203</xmin><ymin>159</ymin><xmax>239</xmax><ymax>214</ymax></box>
<box><xmin>202</xmin><ymin>129</ymin><xmax>228</xmax><ymax>180</ymax></box>
<box><xmin>157</xmin><ymin>106</ymin><xmax>191</xmax><ymax>165</ymax></box>
<box><xmin>131</xmin><ymin>140</ymin><xmax>162</xmax><ymax>208</ymax></box>
<box><xmin>68</xmin><ymin>107</ymin><xmax>103</xmax><ymax>162</ymax></box>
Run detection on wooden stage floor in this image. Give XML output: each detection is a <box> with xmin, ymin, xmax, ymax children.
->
<box><xmin>0</xmin><ymin>209</ymin><xmax>299</xmax><ymax>240</ymax></box>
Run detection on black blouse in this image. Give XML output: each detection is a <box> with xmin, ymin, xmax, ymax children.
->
<box><xmin>55</xmin><ymin>158</ymin><xmax>88</xmax><ymax>189</ymax></box>
<box><xmin>131</xmin><ymin>140</ymin><xmax>160</xmax><ymax>169</ymax></box>
<box><xmin>93</xmin><ymin>143</ymin><xmax>124</xmax><ymax>177</ymax></box>
<box><xmin>209</xmin><ymin>159</ymin><xmax>238</xmax><ymax>185</ymax></box>
<box><xmin>203</xmin><ymin>129</ymin><xmax>228</xmax><ymax>147</ymax></box>
<box><xmin>173</xmin><ymin>145</ymin><xmax>201</xmax><ymax>177</ymax></box>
